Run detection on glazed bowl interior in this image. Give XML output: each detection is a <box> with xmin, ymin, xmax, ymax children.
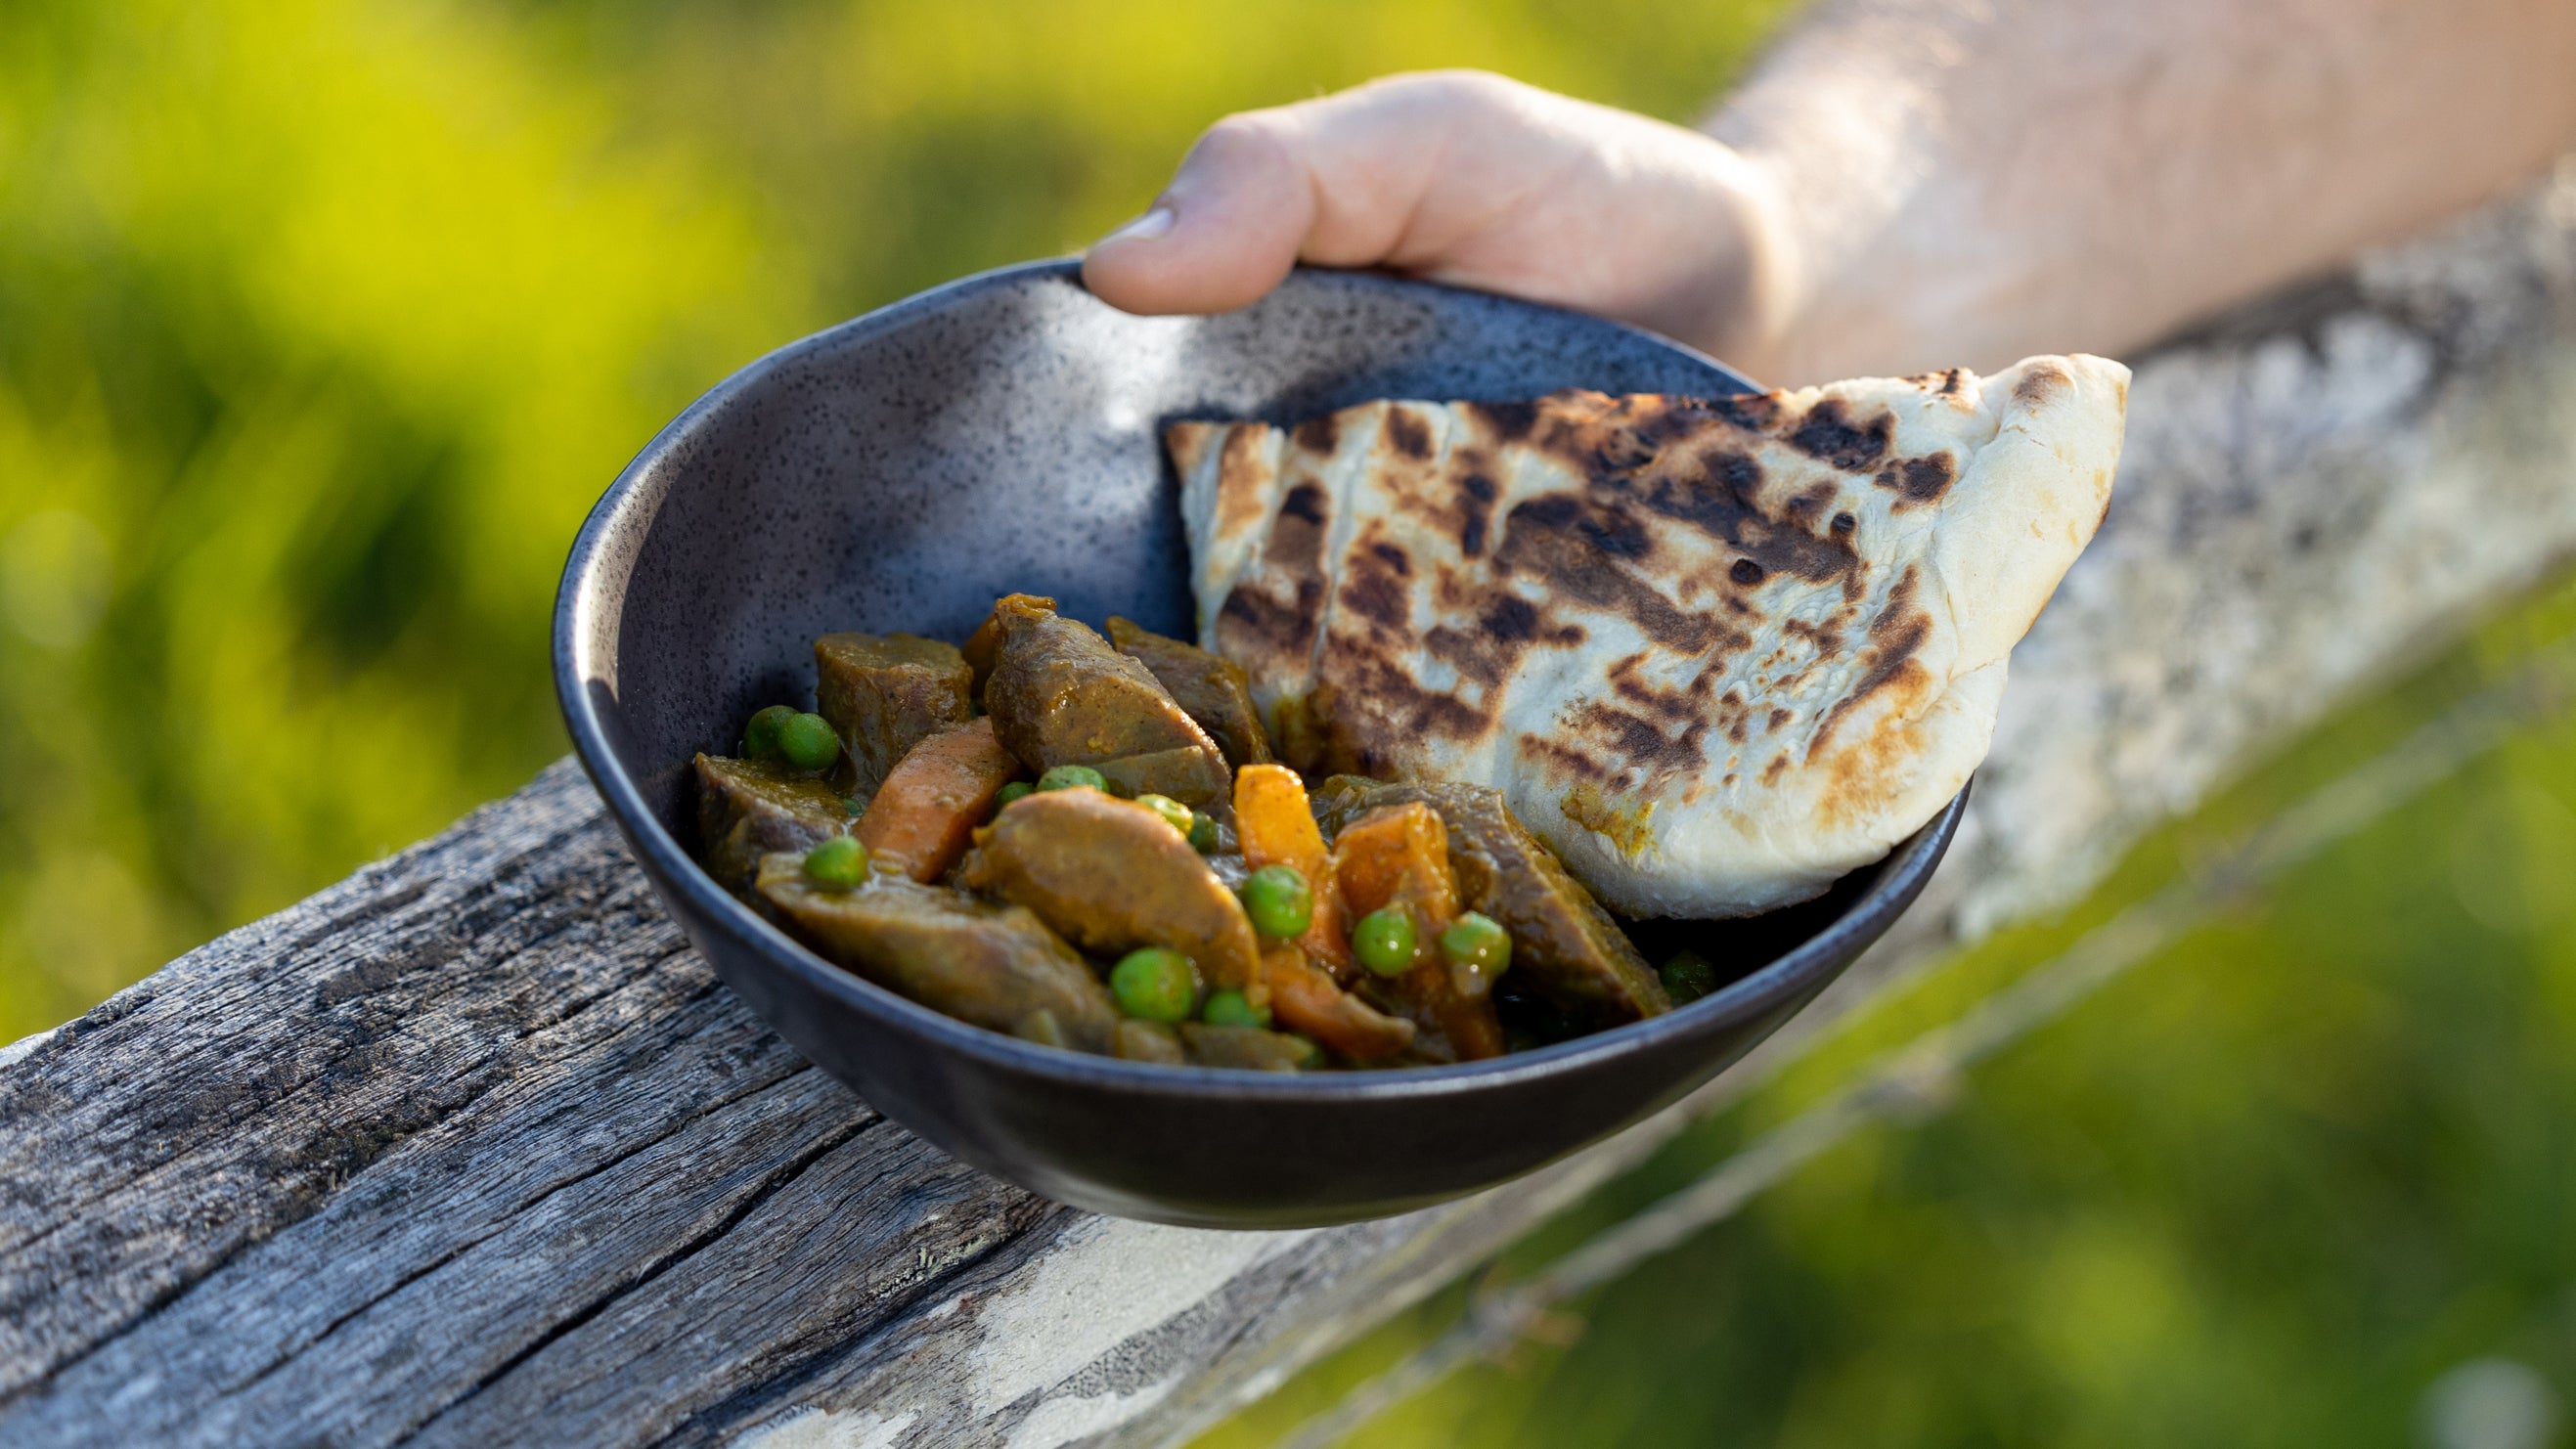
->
<box><xmin>555</xmin><ymin>260</ymin><xmax>1960</xmax><ymax>1226</ymax></box>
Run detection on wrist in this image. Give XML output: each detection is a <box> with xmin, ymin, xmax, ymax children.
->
<box><xmin>1701</xmin><ymin>24</ymin><xmax>1963</xmax><ymax>382</ymax></box>
<box><xmin>1681</xmin><ymin>140</ymin><xmax>1807</xmax><ymax>383</ymax></box>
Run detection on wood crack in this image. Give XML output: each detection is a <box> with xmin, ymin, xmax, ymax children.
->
<box><xmin>667</xmin><ymin>1204</ymin><xmax>1075</xmax><ymax>1447</ymax></box>
<box><xmin>203</xmin><ymin>1045</ymin><xmax>824</xmax><ymax>1410</ymax></box>
<box><xmin>388</xmin><ymin>1109</ymin><xmax>888</xmax><ymax>1445</ymax></box>
<box><xmin>2</xmin><ymin>968</ymin><xmax>582</xmax><ymax>1295</ymax></box>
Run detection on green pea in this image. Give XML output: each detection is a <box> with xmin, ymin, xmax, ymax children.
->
<box><xmin>1661</xmin><ymin>949</ymin><xmax>1718</xmax><ymax>1005</ymax></box>
<box><xmin>802</xmin><ymin>835</ymin><xmax>868</xmax><ymax>889</ymax></box>
<box><xmin>1354</xmin><ymin>907</ymin><xmax>1418</xmax><ymax>977</ymax></box>
<box><xmin>994</xmin><ymin>781</ymin><xmax>1034</xmax><ymax>811</ymax></box>
<box><xmin>1038</xmin><ymin>764</ymin><xmax>1106</xmax><ymax>793</ymax></box>
<box><xmin>1240</xmin><ymin>864</ymin><xmax>1313</xmax><ymax>940</ymax></box>
<box><xmin>1201</xmin><ymin>988</ymin><xmax>1269</xmax><ymax>1030</ymax></box>
<box><xmin>1187</xmin><ymin>812</ymin><xmax>1220</xmax><ymax>854</ymax></box>
<box><xmin>777</xmin><ymin>711</ymin><xmax>841</xmax><ymax>772</ymax></box>
<box><xmin>1109</xmin><ymin>947</ymin><xmax>1197</xmax><ymax>1023</ymax></box>
<box><xmin>1440</xmin><ymin>911</ymin><xmax>1513</xmax><ymax>976</ymax></box>
<box><xmin>742</xmin><ymin>704</ymin><xmax>798</xmax><ymax>761</ymax></box>
<box><xmin>843</xmin><ymin>796</ymin><xmax>865</xmax><ymax>816</ymax></box>
<box><xmin>1135</xmin><ymin>793</ymin><xmax>1193</xmax><ymax>836</ymax></box>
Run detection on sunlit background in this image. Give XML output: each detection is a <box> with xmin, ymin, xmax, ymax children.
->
<box><xmin>6</xmin><ymin>3</ymin><xmax>2575</xmax><ymax>1445</ymax></box>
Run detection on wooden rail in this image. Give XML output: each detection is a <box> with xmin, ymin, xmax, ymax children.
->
<box><xmin>6</xmin><ymin>161</ymin><xmax>2575</xmax><ymax>1448</ymax></box>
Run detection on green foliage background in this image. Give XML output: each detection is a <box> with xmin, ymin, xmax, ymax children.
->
<box><xmin>0</xmin><ymin>0</ymin><xmax>1795</xmax><ymax>1038</ymax></box>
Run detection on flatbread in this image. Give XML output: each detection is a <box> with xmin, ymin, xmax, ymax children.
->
<box><xmin>1166</xmin><ymin>357</ymin><xmax>2128</xmax><ymax>917</ymax></box>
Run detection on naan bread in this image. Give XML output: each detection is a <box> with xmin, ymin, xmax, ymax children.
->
<box><xmin>1166</xmin><ymin>357</ymin><xmax>2128</xmax><ymax>918</ymax></box>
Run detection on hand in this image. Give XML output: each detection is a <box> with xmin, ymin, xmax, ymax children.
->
<box><xmin>1082</xmin><ymin>71</ymin><xmax>1799</xmax><ymax>378</ymax></box>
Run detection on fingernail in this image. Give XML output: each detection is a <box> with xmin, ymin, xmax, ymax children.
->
<box><xmin>1101</xmin><ymin>206</ymin><xmax>1175</xmax><ymax>245</ymax></box>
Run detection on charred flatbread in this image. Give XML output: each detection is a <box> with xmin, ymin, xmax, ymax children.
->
<box><xmin>1167</xmin><ymin>356</ymin><xmax>2128</xmax><ymax>917</ymax></box>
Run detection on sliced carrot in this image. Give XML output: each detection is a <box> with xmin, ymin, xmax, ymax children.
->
<box><xmin>1261</xmin><ymin>943</ymin><xmax>1415</xmax><ymax>1061</ymax></box>
<box><xmin>1330</xmin><ymin>803</ymin><xmax>1460</xmax><ymax>923</ymax></box>
<box><xmin>1333</xmin><ymin>803</ymin><xmax>1501</xmax><ymax>1060</ymax></box>
<box><xmin>1232</xmin><ymin>764</ymin><xmax>1355</xmax><ymax>979</ymax></box>
<box><xmin>857</xmin><ymin>718</ymin><xmax>1022</xmax><ymax>882</ymax></box>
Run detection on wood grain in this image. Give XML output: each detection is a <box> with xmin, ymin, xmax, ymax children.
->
<box><xmin>7</xmin><ymin>165</ymin><xmax>2576</xmax><ymax>1449</ymax></box>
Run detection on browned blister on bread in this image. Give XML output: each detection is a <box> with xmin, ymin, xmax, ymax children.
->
<box><xmin>1170</xmin><ymin>358</ymin><xmax>2129</xmax><ymax>917</ymax></box>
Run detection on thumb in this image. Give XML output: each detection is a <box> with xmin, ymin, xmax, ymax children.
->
<box><xmin>1083</xmin><ymin>114</ymin><xmax>1316</xmax><ymax>316</ymax></box>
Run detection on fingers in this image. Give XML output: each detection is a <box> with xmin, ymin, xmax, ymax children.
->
<box><xmin>1081</xmin><ymin>71</ymin><xmax>1797</xmax><ymax>369</ymax></box>
<box><xmin>1083</xmin><ymin>72</ymin><xmax>1516</xmax><ymax>318</ymax></box>
<box><xmin>1084</xmin><ymin>113</ymin><xmax>1316</xmax><ymax>316</ymax></box>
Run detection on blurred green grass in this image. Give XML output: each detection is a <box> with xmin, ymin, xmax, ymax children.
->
<box><xmin>0</xmin><ymin>0</ymin><xmax>1796</xmax><ymax>1037</ymax></box>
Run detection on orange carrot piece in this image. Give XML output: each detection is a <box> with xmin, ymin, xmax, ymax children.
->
<box><xmin>1232</xmin><ymin>764</ymin><xmax>1355</xmax><ymax>979</ymax></box>
<box><xmin>1261</xmin><ymin>942</ymin><xmax>1414</xmax><ymax>1061</ymax></box>
<box><xmin>1333</xmin><ymin>803</ymin><xmax>1502</xmax><ymax>1060</ymax></box>
<box><xmin>857</xmin><ymin>718</ymin><xmax>1022</xmax><ymax>882</ymax></box>
<box><xmin>1331</xmin><ymin>803</ymin><xmax>1460</xmax><ymax>924</ymax></box>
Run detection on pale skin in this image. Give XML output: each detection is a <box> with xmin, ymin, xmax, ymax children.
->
<box><xmin>1082</xmin><ymin>0</ymin><xmax>2576</xmax><ymax>386</ymax></box>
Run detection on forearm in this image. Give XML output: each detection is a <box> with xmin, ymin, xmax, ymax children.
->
<box><xmin>1712</xmin><ymin>0</ymin><xmax>2576</xmax><ymax>382</ymax></box>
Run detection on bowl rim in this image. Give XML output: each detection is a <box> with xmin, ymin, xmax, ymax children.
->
<box><xmin>553</xmin><ymin>256</ymin><xmax>1964</xmax><ymax>1105</ymax></box>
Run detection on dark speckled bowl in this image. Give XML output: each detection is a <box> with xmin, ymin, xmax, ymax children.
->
<box><xmin>554</xmin><ymin>260</ymin><xmax>1961</xmax><ymax>1228</ymax></box>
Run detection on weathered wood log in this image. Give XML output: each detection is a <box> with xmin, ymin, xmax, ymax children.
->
<box><xmin>6</xmin><ymin>163</ymin><xmax>2575</xmax><ymax>1448</ymax></box>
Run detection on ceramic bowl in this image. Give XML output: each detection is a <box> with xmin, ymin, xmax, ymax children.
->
<box><xmin>554</xmin><ymin>260</ymin><xmax>1962</xmax><ymax>1227</ymax></box>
